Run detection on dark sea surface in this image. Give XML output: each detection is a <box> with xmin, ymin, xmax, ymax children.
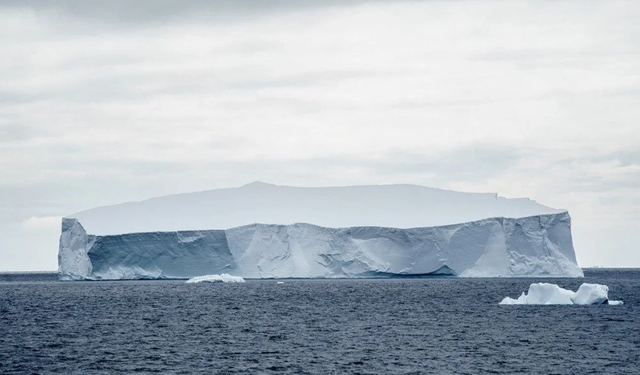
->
<box><xmin>1</xmin><ymin>269</ymin><xmax>639</xmax><ymax>374</ymax></box>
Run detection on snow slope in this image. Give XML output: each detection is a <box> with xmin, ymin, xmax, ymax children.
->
<box><xmin>58</xmin><ymin>183</ymin><xmax>582</xmax><ymax>280</ymax></box>
<box><xmin>65</xmin><ymin>182</ymin><xmax>565</xmax><ymax>234</ymax></box>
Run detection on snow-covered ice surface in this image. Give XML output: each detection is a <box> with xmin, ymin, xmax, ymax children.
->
<box><xmin>500</xmin><ymin>283</ymin><xmax>623</xmax><ymax>305</ymax></box>
<box><xmin>58</xmin><ymin>182</ymin><xmax>583</xmax><ymax>280</ymax></box>
<box><xmin>186</xmin><ymin>274</ymin><xmax>245</xmax><ymax>284</ymax></box>
<box><xmin>64</xmin><ymin>182</ymin><xmax>566</xmax><ymax>234</ymax></box>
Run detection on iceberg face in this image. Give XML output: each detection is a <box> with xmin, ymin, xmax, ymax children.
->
<box><xmin>58</xmin><ymin>214</ymin><xmax>583</xmax><ymax>280</ymax></box>
<box><xmin>57</xmin><ymin>218</ymin><xmax>93</xmax><ymax>281</ymax></box>
<box><xmin>500</xmin><ymin>283</ymin><xmax>623</xmax><ymax>305</ymax></box>
<box><xmin>58</xmin><ymin>220</ymin><xmax>235</xmax><ymax>280</ymax></box>
<box><xmin>57</xmin><ymin>183</ymin><xmax>583</xmax><ymax>280</ymax></box>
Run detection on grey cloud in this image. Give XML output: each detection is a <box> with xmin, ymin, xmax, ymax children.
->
<box><xmin>471</xmin><ymin>49</ymin><xmax>634</xmax><ymax>63</ymax></box>
<box><xmin>0</xmin><ymin>143</ymin><xmax>522</xmax><ymax>212</ymax></box>
<box><xmin>178</xmin><ymin>145</ymin><xmax>525</xmax><ymax>186</ymax></box>
<box><xmin>583</xmin><ymin>148</ymin><xmax>640</xmax><ymax>168</ymax></box>
<box><xmin>0</xmin><ymin>92</ymin><xmax>50</xmax><ymax>106</ymax></box>
<box><xmin>390</xmin><ymin>97</ymin><xmax>499</xmax><ymax>110</ymax></box>
<box><xmin>92</xmin><ymin>145</ymin><xmax>524</xmax><ymax>183</ymax></box>
<box><xmin>604</xmin><ymin>86</ymin><xmax>640</xmax><ymax>98</ymax></box>
<box><xmin>124</xmin><ymin>68</ymin><xmax>373</xmax><ymax>99</ymax></box>
<box><xmin>541</xmin><ymin>149</ymin><xmax>640</xmax><ymax>194</ymax></box>
<box><xmin>226</xmin><ymin>69</ymin><xmax>374</xmax><ymax>90</ymax></box>
<box><xmin>1</xmin><ymin>0</ymin><xmax>394</xmax><ymax>27</ymax></box>
<box><xmin>0</xmin><ymin>121</ymin><xmax>42</xmax><ymax>142</ymax></box>
<box><xmin>2</xmin><ymin>0</ymin><xmax>640</xmax><ymax>270</ymax></box>
<box><xmin>366</xmin><ymin>146</ymin><xmax>523</xmax><ymax>180</ymax></box>
<box><xmin>613</xmin><ymin>150</ymin><xmax>640</xmax><ymax>167</ymax></box>
<box><xmin>0</xmin><ymin>67</ymin><xmax>374</xmax><ymax>106</ymax></box>
<box><xmin>567</xmin><ymin>176</ymin><xmax>640</xmax><ymax>193</ymax></box>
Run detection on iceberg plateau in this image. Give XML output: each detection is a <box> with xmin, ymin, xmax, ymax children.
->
<box><xmin>186</xmin><ymin>274</ymin><xmax>245</xmax><ymax>284</ymax></box>
<box><xmin>58</xmin><ymin>182</ymin><xmax>584</xmax><ymax>280</ymax></box>
<box><xmin>500</xmin><ymin>283</ymin><xmax>623</xmax><ymax>305</ymax></box>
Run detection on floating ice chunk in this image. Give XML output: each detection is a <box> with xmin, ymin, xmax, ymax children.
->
<box><xmin>571</xmin><ymin>283</ymin><xmax>609</xmax><ymax>305</ymax></box>
<box><xmin>186</xmin><ymin>274</ymin><xmax>245</xmax><ymax>283</ymax></box>
<box><xmin>500</xmin><ymin>283</ymin><xmax>574</xmax><ymax>305</ymax></box>
<box><xmin>500</xmin><ymin>283</ymin><xmax>622</xmax><ymax>305</ymax></box>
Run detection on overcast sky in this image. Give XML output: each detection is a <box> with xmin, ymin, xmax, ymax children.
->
<box><xmin>1</xmin><ymin>0</ymin><xmax>639</xmax><ymax>270</ymax></box>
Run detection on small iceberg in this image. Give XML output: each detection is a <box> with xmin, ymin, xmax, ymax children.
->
<box><xmin>500</xmin><ymin>283</ymin><xmax>623</xmax><ymax>305</ymax></box>
<box><xmin>186</xmin><ymin>274</ymin><xmax>245</xmax><ymax>284</ymax></box>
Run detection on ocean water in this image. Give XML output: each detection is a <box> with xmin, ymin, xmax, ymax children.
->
<box><xmin>1</xmin><ymin>269</ymin><xmax>638</xmax><ymax>374</ymax></box>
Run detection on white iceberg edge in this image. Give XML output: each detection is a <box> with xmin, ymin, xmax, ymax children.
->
<box><xmin>186</xmin><ymin>274</ymin><xmax>246</xmax><ymax>284</ymax></box>
<box><xmin>500</xmin><ymin>283</ymin><xmax>623</xmax><ymax>305</ymax></box>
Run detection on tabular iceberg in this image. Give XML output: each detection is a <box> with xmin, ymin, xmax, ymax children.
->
<box><xmin>58</xmin><ymin>182</ymin><xmax>584</xmax><ymax>280</ymax></box>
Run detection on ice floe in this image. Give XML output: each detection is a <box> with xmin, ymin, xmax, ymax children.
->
<box><xmin>500</xmin><ymin>283</ymin><xmax>623</xmax><ymax>305</ymax></box>
<box><xmin>186</xmin><ymin>274</ymin><xmax>245</xmax><ymax>284</ymax></box>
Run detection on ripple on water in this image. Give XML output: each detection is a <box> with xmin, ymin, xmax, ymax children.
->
<box><xmin>0</xmin><ymin>270</ymin><xmax>638</xmax><ymax>374</ymax></box>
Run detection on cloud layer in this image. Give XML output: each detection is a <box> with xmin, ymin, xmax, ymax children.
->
<box><xmin>1</xmin><ymin>0</ymin><xmax>639</xmax><ymax>270</ymax></box>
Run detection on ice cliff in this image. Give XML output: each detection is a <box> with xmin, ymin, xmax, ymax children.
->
<box><xmin>58</xmin><ymin>182</ymin><xmax>583</xmax><ymax>280</ymax></box>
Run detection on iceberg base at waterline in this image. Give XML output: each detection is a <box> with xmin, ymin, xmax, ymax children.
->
<box><xmin>186</xmin><ymin>274</ymin><xmax>246</xmax><ymax>284</ymax></box>
<box><xmin>500</xmin><ymin>283</ymin><xmax>623</xmax><ymax>305</ymax></box>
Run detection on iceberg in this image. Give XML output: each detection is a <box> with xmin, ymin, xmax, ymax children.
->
<box><xmin>500</xmin><ymin>283</ymin><xmax>623</xmax><ymax>305</ymax></box>
<box><xmin>58</xmin><ymin>182</ymin><xmax>584</xmax><ymax>280</ymax></box>
<box><xmin>186</xmin><ymin>274</ymin><xmax>245</xmax><ymax>283</ymax></box>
